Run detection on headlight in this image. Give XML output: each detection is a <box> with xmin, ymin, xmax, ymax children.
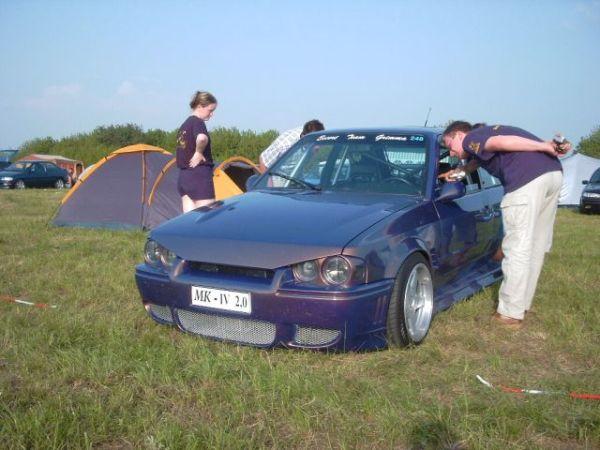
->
<box><xmin>144</xmin><ymin>239</ymin><xmax>161</xmax><ymax>267</ymax></box>
<box><xmin>293</xmin><ymin>260</ymin><xmax>319</xmax><ymax>282</ymax></box>
<box><xmin>144</xmin><ymin>239</ymin><xmax>179</xmax><ymax>270</ymax></box>
<box><xmin>160</xmin><ymin>247</ymin><xmax>178</xmax><ymax>268</ymax></box>
<box><xmin>583</xmin><ymin>192</ymin><xmax>600</xmax><ymax>198</ymax></box>
<box><xmin>1</xmin><ymin>177</ymin><xmax>13</xmax><ymax>181</ymax></box>
<box><xmin>322</xmin><ymin>256</ymin><xmax>351</xmax><ymax>285</ymax></box>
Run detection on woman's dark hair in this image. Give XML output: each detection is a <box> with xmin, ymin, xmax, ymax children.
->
<box><xmin>190</xmin><ymin>91</ymin><xmax>217</xmax><ymax>109</ymax></box>
<box><xmin>301</xmin><ymin>119</ymin><xmax>325</xmax><ymax>137</ymax></box>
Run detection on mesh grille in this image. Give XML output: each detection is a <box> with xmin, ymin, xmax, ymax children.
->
<box><xmin>294</xmin><ymin>326</ymin><xmax>341</xmax><ymax>346</ymax></box>
<box><xmin>187</xmin><ymin>261</ymin><xmax>274</xmax><ymax>281</ymax></box>
<box><xmin>175</xmin><ymin>308</ymin><xmax>276</xmax><ymax>346</ymax></box>
<box><xmin>148</xmin><ymin>304</ymin><xmax>174</xmax><ymax>324</ymax></box>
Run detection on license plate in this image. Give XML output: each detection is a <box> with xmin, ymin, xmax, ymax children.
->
<box><xmin>191</xmin><ymin>285</ymin><xmax>251</xmax><ymax>314</ymax></box>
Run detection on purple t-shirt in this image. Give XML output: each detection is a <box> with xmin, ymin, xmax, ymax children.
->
<box><xmin>462</xmin><ymin>125</ymin><xmax>562</xmax><ymax>193</ymax></box>
<box><xmin>175</xmin><ymin>116</ymin><xmax>213</xmax><ymax>169</ymax></box>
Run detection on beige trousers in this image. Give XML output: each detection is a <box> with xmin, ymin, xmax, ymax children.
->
<box><xmin>497</xmin><ymin>170</ymin><xmax>563</xmax><ymax>320</ymax></box>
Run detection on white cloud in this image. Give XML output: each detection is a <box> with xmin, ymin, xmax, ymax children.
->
<box><xmin>116</xmin><ymin>80</ymin><xmax>136</xmax><ymax>96</ymax></box>
<box><xmin>24</xmin><ymin>83</ymin><xmax>83</xmax><ymax>109</ymax></box>
<box><xmin>576</xmin><ymin>0</ymin><xmax>600</xmax><ymax>21</ymax></box>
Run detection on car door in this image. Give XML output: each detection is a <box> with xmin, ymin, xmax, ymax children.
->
<box><xmin>43</xmin><ymin>163</ymin><xmax>61</xmax><ymax>187</ymax></box>
<box><xmin>27</xmin><ymin>163</ymin><xmax>44</xmax><ymax>187</ymax></box>
<box><xmin>433</xmin><ymin>162</ymin><xmax>493</xmax><ymax>285</ymax></box>
<box><xmin>478</xmin><ymin>167</ymin><xmax>503</xmax><ymax>255</ymax></box>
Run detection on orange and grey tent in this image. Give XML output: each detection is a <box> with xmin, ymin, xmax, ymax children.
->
<box><xmin>144</xmin><ymin>156</ymin><xmax>259</xmax><ymax>229</ymax></box>
<box><xmin>53</xmin><ymin>144</ymin><xmax>259</xmax><ymax>230</ymax></box>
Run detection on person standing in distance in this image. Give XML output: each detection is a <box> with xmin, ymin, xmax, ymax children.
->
<box><xmin>259</xmin><ymin>119</ymin><xmax>324</xmax><ymax>172</ymax></box>
<box><xmin>440</xmin><ymin>121</ymin><xmax>570</xmax><ymax>327</ymax></box>
<box><xmin>176</xmin><ymin>91</ymin><xmax>218</xmax><ymax>213</ymax></box>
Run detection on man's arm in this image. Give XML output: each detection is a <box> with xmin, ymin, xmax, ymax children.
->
<box><xmin>485</xmin><ymin>135</ymin><xmax>559</xmax><ymax>156</ymax></box>
<box><xmin>438</xmin><ymin>159</ymin><xmax>479</xmax><ymax>181</ymax></box>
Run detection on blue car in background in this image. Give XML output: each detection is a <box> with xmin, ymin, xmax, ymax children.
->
<box><xmin>580</xmin><ymin>167</ymin><xmax>600</xmax><ymax>213</ymax></box>
<box><xmin>135</xmin><ymin>128</ymin><xmax>504</xmax><ymax>351</ymax></box>
<box><xmin>0</xmin><ymin>160</ymin><xmax>70</xmax><ymax>189</ymax></box>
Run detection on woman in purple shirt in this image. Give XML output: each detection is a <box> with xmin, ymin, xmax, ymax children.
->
<box><xmin>176</xmin><ymin>91</ymin><xmax>218</xmax><ymax>213</ymax></box>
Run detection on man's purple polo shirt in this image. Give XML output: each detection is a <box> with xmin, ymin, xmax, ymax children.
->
<box><xmin>463</xmin><ymin>125</ymin><xmax>562</xmax><ymax>193</ymax></box>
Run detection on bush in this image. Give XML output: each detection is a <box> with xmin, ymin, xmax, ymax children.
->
<box><xmin>577</xmin><ymin>126</ymin><xmax>600</xmax><ymax>159</ymax></box>
<box><xmin>18</xmin><ymin>124</ymin><xmax>279</xmax><ymax>167</ymax></box>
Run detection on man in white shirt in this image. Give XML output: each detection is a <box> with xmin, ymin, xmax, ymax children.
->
<box><xmin>259</xmin><ymin>120</ymin><xmax>324</xmax><ymax>172</ymax></box>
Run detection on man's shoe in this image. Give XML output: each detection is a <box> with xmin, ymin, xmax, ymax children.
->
<box><xmin>492</xmin><ymin>312</ymin><xmax>523</xmax><ymax>329</ymax></box>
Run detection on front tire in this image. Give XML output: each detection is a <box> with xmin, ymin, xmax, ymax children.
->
<box><xmin>54</xmin><ymin>179</ymin><xmax>65</xmax><ymax>189</ymax></box>
<box><xmin>386</xmin><ymin>253</ymin><xmax>434</xmax><ymax>347</ymax></box>
<box><xmin>15</xmin><ymin>179</ymin><xmax>25</xmax><ymax>189</ymax></box>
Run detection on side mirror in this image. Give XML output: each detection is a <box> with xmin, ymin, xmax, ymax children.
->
<box><xmin>437</xmin><ymin>181</ymin><xmax>466</xmax><ymax>202</ymax></box>
<box><xmin>582</xmin><ymin>180</ymin><xmax>588</xmax><ymax>185</ymax></box>
<box><xmin>245</xmin><ymin>174</ymin><xmax>260</xmax><ymax>191</ymax></box>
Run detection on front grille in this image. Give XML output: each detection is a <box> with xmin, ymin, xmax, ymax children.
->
<box><xmin>148</xmin><ymin>304</ymin><xmax>174</xmax><ymax>324</ymax></box>
<box><xmin>174</xmin><ymin>308</ymin><xmax>276</xmax><ymax>346</ymax></box>
<box><xmin>293</xmin><ymin>326</ymin><xmax>341</xmax><ymax>346</ymax></box>
<box><xmin>187</xmin><ymin>261</ymin><xmax>274</xmax><ymax>281</ymax></box>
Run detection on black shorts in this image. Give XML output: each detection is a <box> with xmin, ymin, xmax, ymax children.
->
<box><xmin>177</xmin><ymin>165</ymin><xmax>215</xmax><ymax>200</ymax></box>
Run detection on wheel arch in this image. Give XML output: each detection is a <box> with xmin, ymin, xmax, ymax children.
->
<box><xmin>385</xmin><ymin>236</ymin><xmax>432</xmax><ymax>280</ymax></box>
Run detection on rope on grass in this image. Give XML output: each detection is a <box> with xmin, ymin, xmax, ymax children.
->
<box><xmin>0</xmin><ymin>295</ymin><xmax>58</xmax><ymax>309</ymax></box>
<box><xmin>476</xmin><ymin>375</ymin><xmax>600</xmax><ymax>400</ymax></box>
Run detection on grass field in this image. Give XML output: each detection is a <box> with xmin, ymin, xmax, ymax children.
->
<box><xmin>1</xmin><ymin>189</ymin><xmax>599</xmax><ymax>449</ymax></box>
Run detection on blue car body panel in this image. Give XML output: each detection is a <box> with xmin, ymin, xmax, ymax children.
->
<box><xmin>135</xmin><ymin>127</ymin><xmax>503</xmax><ymax>350</ymax></box>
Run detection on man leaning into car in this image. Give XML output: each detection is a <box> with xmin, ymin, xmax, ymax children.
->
<box><xmin>440</xmin><ymin>121</ymin><xmax>569</xmax><ymax>327</ymax></box>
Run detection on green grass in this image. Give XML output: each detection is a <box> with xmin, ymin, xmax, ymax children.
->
<box><xmin>1</xmin><ymin>190</ymin><xmax>599</xmax><ymax>449</ymax></box>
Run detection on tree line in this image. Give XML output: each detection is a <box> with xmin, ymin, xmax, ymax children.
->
<box><xmin>18</xmin><ymin>124</ymin><xmax>279</xmax><ymax>167</ymax></box>
<box><xmin>17</xmin><ymin>123</ymin><xmax>600</xmax><ymax>166</ymax></box>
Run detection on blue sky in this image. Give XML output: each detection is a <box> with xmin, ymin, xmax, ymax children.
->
<box><xmin>1</xmin><ymin>0</ymin><xmax>599</xmax><ymax>149</ymax></box>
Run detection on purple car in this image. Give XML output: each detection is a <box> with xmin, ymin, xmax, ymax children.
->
<box><xmin>135</xmin><ymin>128</ymin><xmax>504</xmax><ymax>351</ymax></box>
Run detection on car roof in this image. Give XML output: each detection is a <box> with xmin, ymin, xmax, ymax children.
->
<box><xmin>17</xmin><ymin>160</ymin><xmax>56</xmax><ymax>164</ymax></box>
<box><xmin>309</xmin><ymin>126</ymin><xmax>444</xmax><ymax>136</ymax></box>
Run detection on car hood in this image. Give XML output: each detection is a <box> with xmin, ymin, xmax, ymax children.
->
<box><xmin>583</xmin><ymin>182</ymin><xmax>600</xmax><ymax>194</ymax></box>
<box><xmin>152</xmin><ymin>190</ymin><xmax>418</xmax><ymax>269</ymax></box>
<box><xmin>0</xmin><ymin>170</ymin><xmax>23</xmax><ymax>177</ymax></box>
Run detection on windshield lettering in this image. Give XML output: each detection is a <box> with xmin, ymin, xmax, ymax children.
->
<box><xmin>316</xmin><ymin>135</ymin><xmax>339</xmax><ymax>141</ymax></box>
<box><xmin>375</xmin><ymin>134</ymin><xmax>408</xmax><ymax>142</ymax></box>
<box><xmin>347</xmin><ymin>134</ymin><xmax>366</xmax><ymax>140</ymax></box>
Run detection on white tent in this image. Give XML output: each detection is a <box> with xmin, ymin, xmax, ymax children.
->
<box><xmin>559</xmin><ymin>151</ymin><xmax>600</xmax><ymax>206</ymax></box>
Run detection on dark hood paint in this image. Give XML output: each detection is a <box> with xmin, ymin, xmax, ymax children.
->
<box><xmin>152</xmin><ymin>190</ymin><xmax>418</xmax><ymax>269</ymax></box>
<box><xmin>583</xmin><ymin>182</ymin><xmax>600</xmax><ymax>194</ymax></box>
<box><xmin>0</xmin><ymin>170</ymin><xmax>24</xmax><ymax>177</ymax></box>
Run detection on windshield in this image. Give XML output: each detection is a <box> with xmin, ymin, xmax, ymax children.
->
<box><xmin>255</xmin><ymin>132</ymin><xmax>429</xmax><ymax>195</ymax></box>
<box><xmin>0</xmin><ymin>150</ymin><xmax>17</xmax><ymax>163</ymax></box>
<box><xmin>590</xmin><ymin>168</ymin><xmax>600</xmax><ymax>184</ymax></box>
<box><xmin>5</xmin><ymin>162</ymin><xmax>31</xmax><ymax>171</ymax></box>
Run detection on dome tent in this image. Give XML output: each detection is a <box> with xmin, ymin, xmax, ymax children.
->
<box><xmin>558</xmin><ymin>151</ymin><xmax>600</xmax><ymax>206</ymax></box>
<box><xmin>144</xmin><ymin>156</ymin><xmax>259</xmax><ymax>229</ymax></box>
<box><xmin>53</xmin><ymin>144</ymin><xmax>259</xmax><ymax>230</ymax></box>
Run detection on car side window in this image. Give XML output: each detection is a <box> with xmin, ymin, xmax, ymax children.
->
<box><xmin>43</xmin><ymin>163</ymin><xmax>57</xmax><ymax>173</ymax></box>
<box><xmin>438</xmin><ymin>154</ymin><xmax>481</xmax><ymax>193</ymax></box>
<box><xmin>464</xmin><ymin>170</ymin><xmax>482</xmax><ymax>193</ymax></box>
<box><xmin>478</xmin><ymin>167</ymin><xmax>500</xmax><ymax>188</ymax></box>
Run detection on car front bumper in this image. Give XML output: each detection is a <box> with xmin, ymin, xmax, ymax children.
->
<box><xmin>135</xmin><ymin>263</ymin><xmax>395</xmax><ymax>351</ymax></box>
<box><xmin>580</xmin><ymin>196</ymin><xmax>600</xmax><ymax>213</ymax></box>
